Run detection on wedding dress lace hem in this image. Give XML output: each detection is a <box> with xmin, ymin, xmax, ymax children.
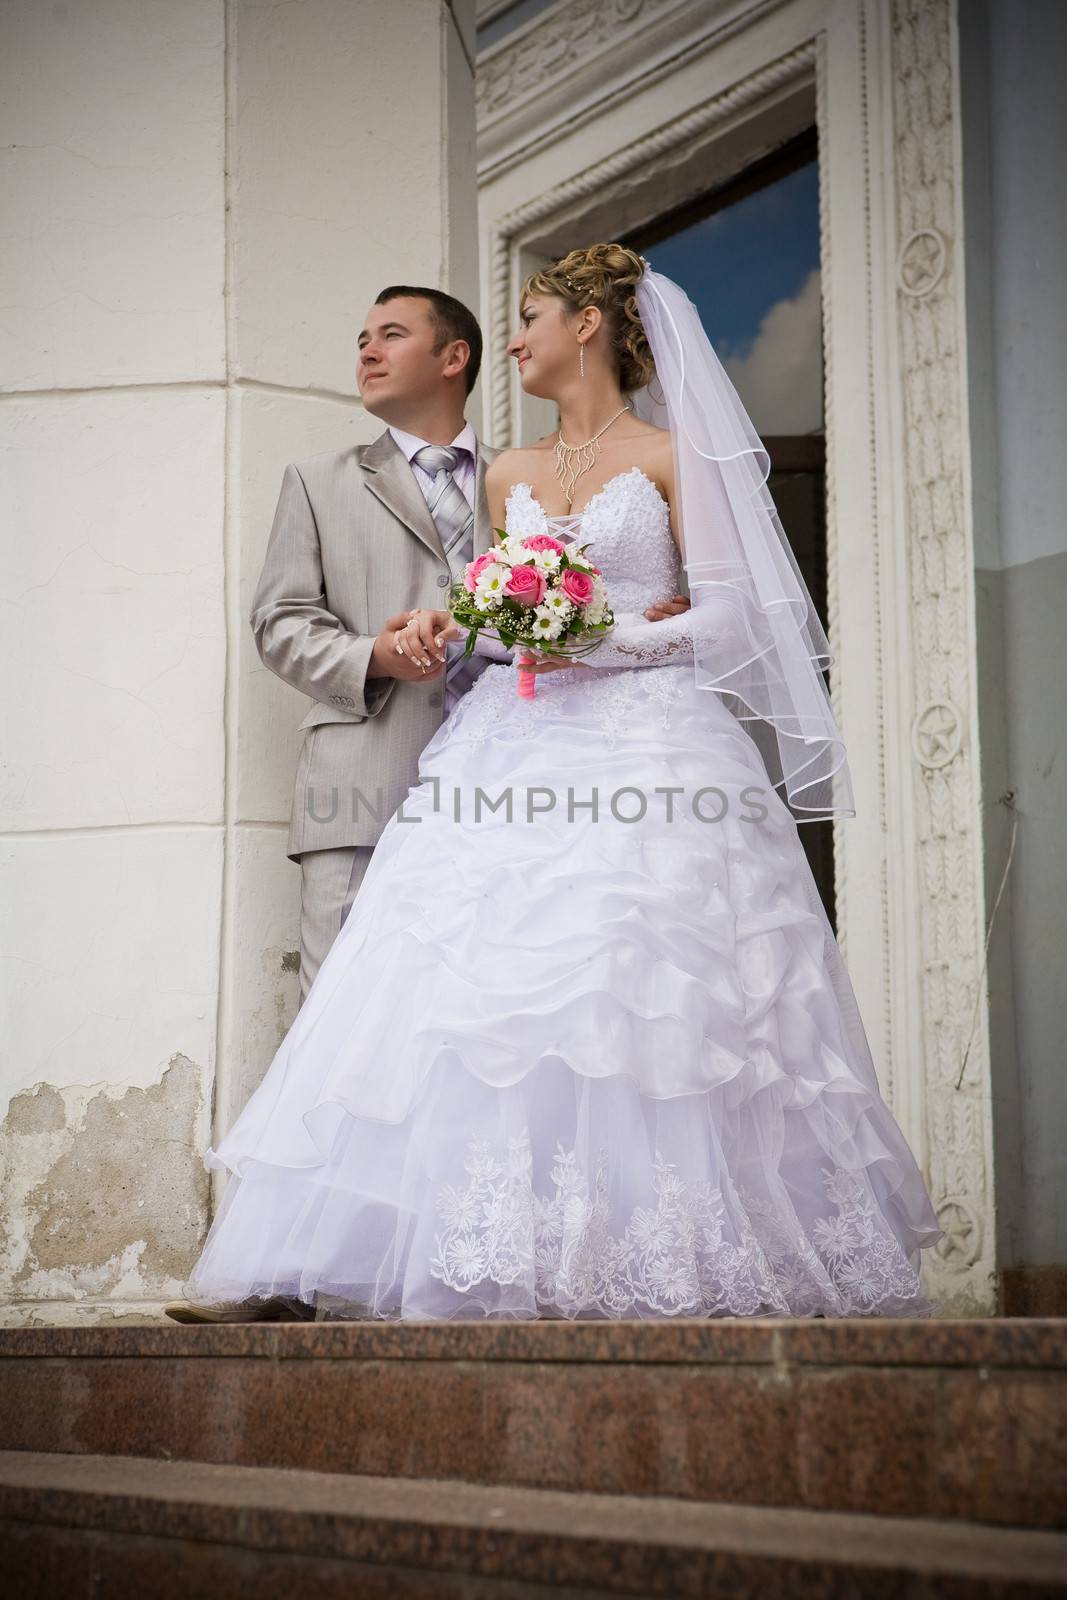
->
<box><xmin>188</xmin><ymin>1051</ymin><xmax>940</xmax><ymax>1321</ymax></box>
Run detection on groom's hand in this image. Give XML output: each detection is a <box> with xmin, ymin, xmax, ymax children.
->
<box><xmin>645</xmin><ymin>594</ymin><xmax>691</xmax><ymax>621</ymax></box>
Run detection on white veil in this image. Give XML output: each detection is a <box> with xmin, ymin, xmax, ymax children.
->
<box><xmin>631</xmin><ymin>264</ymin><xmax>855</xmax><ymax>823</ymax></box>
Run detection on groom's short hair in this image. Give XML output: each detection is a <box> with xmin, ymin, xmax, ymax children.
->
<box><xmin>375</xmin><ymin>285</ymin><xmax>482</xmax><ymax>397</ymax></box>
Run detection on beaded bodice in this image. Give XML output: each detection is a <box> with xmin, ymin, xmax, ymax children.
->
<box><xmin>503</xmin><ymin>466</ymin><xmax>681</xmax><ymax>616</ymax></box>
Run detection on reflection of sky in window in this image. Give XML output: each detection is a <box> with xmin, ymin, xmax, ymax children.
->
<box><xmin>477</xmin><ymin>0</ymin><xmax>560</xmax><ymax>53</ymax></box>
<box><xmin>642</xmin><ymin>161</ymin><xmax>824</xmax><ymax>434</ymax></box>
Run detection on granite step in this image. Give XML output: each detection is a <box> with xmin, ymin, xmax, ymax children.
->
<box><xmin>2</xmin><ymin>1450</ymin><xmax>1065</xmax><ymax>1599</ymax></box>
<box><xmin>1</xmin><ymin>1319</ymin><xmax>1064</xmax><ymax>1531</ymax></box>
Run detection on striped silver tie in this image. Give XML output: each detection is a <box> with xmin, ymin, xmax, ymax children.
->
<box><xmin>411</xmin><ymin>445</ymin><xmax>488</xmax><ymax>714</ymax></box>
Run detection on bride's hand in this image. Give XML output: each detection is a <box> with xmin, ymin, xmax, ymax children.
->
<box><xmin>518</xmin><ymin>650</ymin><xmax>591</xmax><ymax>676</ymax></box>
<box><xmin>392</xmin><ymin>608</ymin><xmax>461</xmax><ymax>668</ymax></box>
<box><xmin>644</xmin><ymin>594</ymin><xmax>691</xmax><ymax>621</ymax></box>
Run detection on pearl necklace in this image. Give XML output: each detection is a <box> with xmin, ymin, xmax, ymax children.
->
<box><xmin>553</xmin><ymin>401</ymin><xmax>633</xmax><ymax>508</ymax></box>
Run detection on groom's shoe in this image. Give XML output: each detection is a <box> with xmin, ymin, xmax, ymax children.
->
<box><xmin>163</xmin><ymin>1295</ymin><xmax>314</xmax><ymax>1325</ymax></box>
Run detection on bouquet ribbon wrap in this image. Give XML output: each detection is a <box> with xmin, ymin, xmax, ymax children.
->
<box><xmin>517</xmin><ymin>650</ymin><xmax>537</xmax><ymax>698</ymax></box>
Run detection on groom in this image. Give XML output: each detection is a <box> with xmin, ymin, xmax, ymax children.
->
<box><xmin>252</xmin><ymin>284</ymin><xmax>691</xmax><ymax>1006</ymax></box>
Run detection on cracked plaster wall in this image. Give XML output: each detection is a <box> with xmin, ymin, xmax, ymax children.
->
<box><xmin>1</xmin><ymin>1059</ymin><xmax>209</xmax><ymax>1321</ymax></box>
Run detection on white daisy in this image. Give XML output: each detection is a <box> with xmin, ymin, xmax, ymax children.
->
<box><xmin>528</xmin><ymin>548</ymin><xmax>563</xmax><ymax>572</ymax></box>
<box><xmin>530</xmin><ymin>609</ymin><xmax>563</xmax><ymax>641</ymax></box>
<box><xmin>475</xmin><ymin>566</ymin><xmax>508</xmax><ymax>600</ymax></box>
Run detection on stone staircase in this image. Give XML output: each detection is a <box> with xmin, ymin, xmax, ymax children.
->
<box><xmin>0</xmin><ymin>1317</ymin><xmax>1064</xmax><ymax>1596</ymax></box>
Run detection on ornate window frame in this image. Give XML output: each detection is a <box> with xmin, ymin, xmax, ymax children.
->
<box><xmin>477</xmin><ymin>0</ymin><xmax>995</xmax><ymax>1312</ymax></box>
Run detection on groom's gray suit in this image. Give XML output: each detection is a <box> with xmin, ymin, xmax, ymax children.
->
<box><xmin>251</xmin><ymin>428</ymin><xmax>500</xmax><ymax>1001</ymax></box>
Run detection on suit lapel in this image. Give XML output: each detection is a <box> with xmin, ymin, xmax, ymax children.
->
<box><xmin>361</xmin><ymin>431</ymin><xmax>445</xmax><ymax>561</ymax></box>
<box><xmin>361</xmin><ymin>429</ymin><xmax>499</xmax><ymax>564</ymax></box>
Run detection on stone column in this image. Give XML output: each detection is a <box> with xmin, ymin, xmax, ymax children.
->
<box><xmin>0</xmin><ymin>0</ymin><xmax>476</xmax><ymax>1323</ymax></box>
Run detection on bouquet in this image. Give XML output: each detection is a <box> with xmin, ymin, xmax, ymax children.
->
<box><xmin>449</xmin><ymin>531</ymin><xmax>615</xmax><ymax>698</ymax></box>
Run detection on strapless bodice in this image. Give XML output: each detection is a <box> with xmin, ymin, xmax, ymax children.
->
<box><xmin>504</xmin><ymin>467</ymin><xmax>682</xmax><ymax>617</ymax></box>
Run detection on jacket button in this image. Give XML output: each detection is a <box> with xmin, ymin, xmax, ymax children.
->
<box><xmin>428</xmin><ymin>692</ymin><xmax>441</xmax><ymax>709</ymax></box>
<box><xmin>436</xmin><ymin>573</ymin><xmax>449</xmax><ymax>588</ymax></box>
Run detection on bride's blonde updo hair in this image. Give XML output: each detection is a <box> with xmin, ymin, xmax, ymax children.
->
<box><xmin>520</xmin><ymin>243</ymin><xmax>655</xmax><ymax>391</ymax></box>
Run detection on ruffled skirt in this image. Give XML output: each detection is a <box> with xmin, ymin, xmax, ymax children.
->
<box><xmin>188</xmin><ymin>662</ymin><xmax>944</xmax><ymax>1319</ymax></box>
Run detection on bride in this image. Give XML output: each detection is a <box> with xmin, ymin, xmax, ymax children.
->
<box><xmin>172</xmin><ymin>244</ymin><xmax>943</xmax><ymax>1323</ymax></box>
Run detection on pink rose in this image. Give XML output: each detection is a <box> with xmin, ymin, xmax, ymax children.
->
<box><xmin>464</xmin><ymin>550</ymin><xmax>501</xmax><ymax>592</ymax></box>
<box><xmin>504</xmin><ymin>564</ymin><xmax>546</xmax><ymax>606</ymax></box>
<box><xmin>522</xmin><ymin>535</ymin><xmax>565</xmax><ymax>554</ymax></box>
<box><xmin>560</xmin><ymin>567</ymin><xmax>595</xmax><ymax>606</ymax></box>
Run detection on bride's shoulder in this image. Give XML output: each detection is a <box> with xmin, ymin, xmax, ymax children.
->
<box><xmin>485</xmin><ymin>438</ymin><xmax>554</xmax><ymax>494</ymax></box>
<box><xmin>485</xmin><ymin>440</ymin><xmax>556</xmax><ymax>533</ymax></box>
<box><xmin>615</xmin><ymin>419</ymin><xmax>675</xmax><ymax>493</ymax></box>
<box><xmin>627</xmin><ymin>417</ymin><xmax>674</xmax><ymax>451</ymax></box>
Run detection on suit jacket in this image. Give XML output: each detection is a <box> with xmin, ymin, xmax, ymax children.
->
<box><xmin>251</xmin><ymin>429</ymin><xmax>501</xmax><ymax>860</ymax></box>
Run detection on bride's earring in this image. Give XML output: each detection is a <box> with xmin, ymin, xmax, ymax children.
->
<box><xmin>578</xmin><ymin>339</ymin><xmax>585</xmax><ymax>379</ymax></box>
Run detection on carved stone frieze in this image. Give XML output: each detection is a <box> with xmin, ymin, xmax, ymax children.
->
<box><xmin>477</xmin><ymin>0</ymin><xmax>682</xmax><ymax>121</ymax></box>
<box><xmin>891</xmin><ymin>0</ymin><xmax>994</xmax><ymax>1307</ymax></box>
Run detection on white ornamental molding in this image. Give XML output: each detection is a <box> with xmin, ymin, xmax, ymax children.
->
<box><xmin>815</xmin><ymin>26</ymin><xmax>849</xmax><ymax>957</ymax></box>
<box><xmin>891</xmin><ymin>0</ymin><xmax>995</xmax><ymax>1305</ymax></box>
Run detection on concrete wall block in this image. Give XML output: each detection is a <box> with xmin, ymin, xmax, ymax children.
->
<box><xmin>1</xmin><ymin>389</ymin><xmax>226</xmax><ymax>831</ymax></box>
<box><xmin>0</xmin><ymin>830</ymin><xmax>222</xmax><ymax>1105</ymax></box>
<box><xmin>230</xmin><ymin>0</ymin><xmax>448</xmax><ymax>392</ymax></box>
<box><xmin>0</xmin><ymin>0</ymin><xmax>226</xmax><ymax>390</ymax></box>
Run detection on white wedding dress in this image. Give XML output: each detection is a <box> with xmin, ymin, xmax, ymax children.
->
<box><xmin>187</xmin><ymin>467</ymin><xmax>944</xmax><ymax>1320</ymax></box>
